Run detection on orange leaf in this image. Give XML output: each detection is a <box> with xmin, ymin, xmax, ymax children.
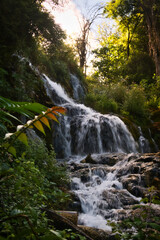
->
<box><xmin>47</xmin><ymin>113</ymin><xmax>59</xmax><ymax>123</ymax></box>
<box><xmin>40</xmin><ymin>116</ymin><xmax>51</xmax><ymax>129</ymax></box>
<box><xmin>51</xmin><ymin>106</ymin><xmax>66</xmax><ymax>115</ymax></box>
<box><xmin>33</xmin><ymin>120</ymin><xmax>46</xmax><ymax>135</ymax></box>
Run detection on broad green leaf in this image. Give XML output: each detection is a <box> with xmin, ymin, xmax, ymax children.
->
<box><xmin>0</xmin><ymin>96</ymin><xmax>47</xmax><ymax>117</ymax></box>
<box><xmin>33</xmin><ymin>120</ymin><xmax>46</xmax><ymax>135</ymax></box>
<box><xmin>40</xmin><ymin>116</ymin><xmax>51</xmax><ymax>129</ymax></box>
<box><xmin>1</xmin><ymin>110</ymin><xmax>21</xmax><ymax>123</ymax></box>
<box><xmin>8</xmin><ymin>146</ymin><xmax>16</xmax><ymax>157</ymax></box>
<box><xmin>18</xmin><ymin>133</ymin><xmax>28</xmax><ymax>146</ymax></box>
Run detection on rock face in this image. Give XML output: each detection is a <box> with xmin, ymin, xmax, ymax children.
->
<box><xmin>69</xmin><ymin>152</ymin><xmax>160</xmax><ymax>230</ymax></box>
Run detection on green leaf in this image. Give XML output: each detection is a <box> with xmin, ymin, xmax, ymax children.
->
<box><xmin>18</xmin><ymin>133</ymin><xmax>28</xmax><ymax>146</ymax></box>
<box><xmin>8</xmin><ymin>146</ymin><xmax>16</xmax><ymax>157</ymax></box>
<box><xmin>50</xmin><ymin>230</ymin><xmax>65</xmax><ymax>239</ymax></box>
<box><xmin>0</xmin><ymin>96</ymin><xmax>47</xmax><ymax>118</ymax></box>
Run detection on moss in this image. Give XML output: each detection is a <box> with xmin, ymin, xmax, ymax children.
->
<box><xmin>120</xmin><ymin>116</ymin><xmax>140</xmax><ymax>141</ymax></box>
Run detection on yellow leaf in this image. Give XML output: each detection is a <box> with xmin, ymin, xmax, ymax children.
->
<box><xmin>46</xmin><ymin>113</ymin><xmax>59</xmax><ymax>123</ymax></box>
<box><xmin>40</xmin><ymin>116</ymin><xmax>51</xmax><ymax>129</ymax></box>
<box><xmin>33</xmin><ymin>120</ymin><xmax>46</xmax><ymax>135</ymax></box>
<box><xmin>18</xmin><ymin>133</ymin><xmax>28</xmax><ymax>146</ymax></box>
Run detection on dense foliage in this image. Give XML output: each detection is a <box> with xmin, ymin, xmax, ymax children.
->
<box><xmin>0</xmin><ymin>98</ymin><xmax>87</xmax><ymax>239</ymax></box>
<box><xmin>86</xmin><ymin>1</ymin><xmax>160</xmax><ymax>148</ymax></box>
<box><xmin>0</xmin><ymin>1</ymin><xmax>86</xmax><ymax>239</ymax></box>
<box><xmin>0</xmin><ymin>0</ymin><xmax>84</xmax><ymax>103</ymax></box>
<box><xmin>0</xmin><ymin>139</ymin><xmax>71</xmax><ymax>239</ymax></box>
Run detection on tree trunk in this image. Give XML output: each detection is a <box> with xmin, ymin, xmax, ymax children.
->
<box><xmin>127</xmin><ymin>27</ymin><xmax>130</xmax><ymax>59</ymax></box>
<box><xmin>142</xmin><ymin>0</ymin><xmax>160</xmax><ymax>76</ymax></box>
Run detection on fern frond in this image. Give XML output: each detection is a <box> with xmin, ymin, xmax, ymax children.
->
<box><xmin>0</xmin><ymin>96</ymin><xmax>47</xmax><ymax>131</ymax></box>
<box><xmin>0</xmin><ymin>96</ymin><xmax>47</xmax><ymax>117</ymax></box>
<box><xmin>3</xmin><ymin>106</ymin><xmax>66</xmax><ymax>157</ymax></box>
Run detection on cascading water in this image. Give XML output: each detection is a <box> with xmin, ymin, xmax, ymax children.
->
<box><xmin>17</xmin><ymin>58</ymin><xmax>158</xmax><ymax>232</ymax></box>
<box><xmin>42</xmin><ymin>74</ymin><xmax>138</xmax><ymax>158</ymax></box>
<box><xmin>70</xmin><ymin>153</ymin><xmax>142</xmax><ymax>231</ymax></box>
<box><xmin>42</xmin><ymin>73</ymin><xmax>144</xmax><ymax>231</ymax></box>
<box><xmin>70</xmin><ymin>73</ymin><xmax>86</xmax><ymax>101</ymax></box>
<box><xmin>138</xmin><ymin>126</ymin><xmax>150</xmax><ymax>153</ymax></box>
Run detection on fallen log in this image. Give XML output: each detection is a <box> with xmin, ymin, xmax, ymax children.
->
<box><xmin>43</xmin><ymin>209</ymin><xmax>94</xmax><ymax>240</ymax></box>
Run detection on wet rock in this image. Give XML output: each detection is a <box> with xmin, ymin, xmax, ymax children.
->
<box><xmin>130</xmin><ymin>186</ymin><xmax>147</xmax><ymax>197</ymax></box>
<box><xmin>69</xmin><ymin>152</ymin><xmax>160</xmax><ymax>232</ymax></box>
<box><xmin>69</xmin><ymin>162</ymin><xmax>89</xmax><ymax>172</ymax></box>
<box><xmin>102</xmin><ymin>189</ymin><xmax>139</xmax><ymax>208</ymax></box>
<box><xmin>81</xmin><ymin>154</ymin><xmax>97</xmax><ymax>164</ymax></box>
<box><xmin>68</xmin><ymin>192</ymin><xmax>82</xmax><ymax>212</ymax></box>
<box><xmin>93</xmin><ymin>153</ymin><xmax>127</xmax><ymax>165</ymax></box>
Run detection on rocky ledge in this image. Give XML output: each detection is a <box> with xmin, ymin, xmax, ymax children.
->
<box><xmin>69</xmin><ymin>152</ymin><xmax>160</xmax><ymax>228</ymax></box>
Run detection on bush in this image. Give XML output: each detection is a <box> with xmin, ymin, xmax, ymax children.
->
<box><xmin>85</xmin><ymin>92</ymin><xmax>118</xmax><ymax>113</ymax></box>
<box><xmin>0</xmin><ymin>140</ymin><xmax>71</xmax><ymax>239</ymax></box>
<box><xmin>123</xmin><ymin>86</ymin><xmax>147</xmax><ymax>118</ymax></box>
<box><xmin>108</xmin><ymin>83</ymin><xmax>127</xmax><ymax>105</ymax></box>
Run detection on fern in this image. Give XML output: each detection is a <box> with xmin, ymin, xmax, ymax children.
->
<box><xmin>3</xmin><ymin>106</ymin><xmax>66</xmax><ymax>157</ymax></box>
<box><xmin>0</xmin><ymin>96</ymin><xmax>47</xmax><ymax>130</ymax></box>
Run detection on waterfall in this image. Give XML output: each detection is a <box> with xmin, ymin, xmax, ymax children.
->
<box><xmin>42</xmin><ymin>74</ymin><xmax>138</xmax><ymax>158</ymax></box>
<box><xmin>70</xmin><ymin>73</ymin><xmax>85</xmax><ymax>101</ymax></box>
<box><xmin>138</xmin><ymin>126</ymin><xmax>150</xmax><ymax>153</ymax></box>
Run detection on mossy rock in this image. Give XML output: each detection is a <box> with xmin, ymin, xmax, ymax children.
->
<box><xmin>120</xmin><ymin>116</ymin><xmax>140</xmax><ymax>141</ymax></box>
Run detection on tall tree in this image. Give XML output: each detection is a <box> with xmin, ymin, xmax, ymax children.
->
<box><xmin>0</xmin><ymin>0</ymin><xmax>65</xmax><ymax>66</ymax></box>
<box><xmin>105</xmin><ymin>0</ymin><xmax>160</xmax><ymax>76</ymax></box>
<box><xmin>75</xmin><ymin>3</ymin><xmax>103</xmax><ymax>74</ymax></box>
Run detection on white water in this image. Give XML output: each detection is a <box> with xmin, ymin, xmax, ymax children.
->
<box><xmin>43</xmin><ymin>74</ymin><xmax>73</xmax><ymax>104</ymax></box>
<box><xmin>71</xmin><ymin>154</ymin><xmax>141</xmax><ymax>231</ymax></box>
<box><xmin>42</xmin><ymin>74</ymin><xmax>138</xmax><ymax>158</ymax></box>
<box><xmin>70</xmin><ymin>73</ymin><xmax>85</xmax><ymax>101</ymax></box>
<box><xmin>138</xmin><ymin>126</ymin><xmax>150</xmax><ymax>153</ymax></box>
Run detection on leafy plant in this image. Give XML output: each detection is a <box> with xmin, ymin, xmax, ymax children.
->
<box><xmin>0</xmin><ymin>96</ymin><xmax>76</xmax><ymax>240</ymax></box>
<box><xmin>0</xmin><ymin>96</ymin><xmax>47</xmax><ymax>131</ymax></box>
<box><xmin>123</xmin><ymin>86</ymin><xmax>147</xmax><ymax>118</ymax></box>
<box><xmin>1</xmin><ymin>103</ymin><xmax>66</xmax><ymax>157</ymax></box>
<box><xmin>108</xmin><ymin>187</ymin><xmax>160</xmax><ymax>240</ymax></box>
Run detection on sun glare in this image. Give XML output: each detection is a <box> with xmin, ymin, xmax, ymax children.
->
<box><xmin>43</xmin><ymin>0</ymin><xmax>82</xmax><ymax>39</ymax></box>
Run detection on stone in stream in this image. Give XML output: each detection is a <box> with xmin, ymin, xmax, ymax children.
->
<box><xmin>69</xmin><ymin>152</ymin><xmax>160</xmax><ymax>230</ymax></box>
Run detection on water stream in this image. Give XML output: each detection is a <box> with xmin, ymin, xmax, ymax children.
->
<box><xmin>70</xmin><ymin>153</ymin><xmax>142</xmax><ymax>231</ymax></box>
<box><xmin>41</xmin><ymin>74</ymin><xmax>146</xmax><ymax>230</ymax></box>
